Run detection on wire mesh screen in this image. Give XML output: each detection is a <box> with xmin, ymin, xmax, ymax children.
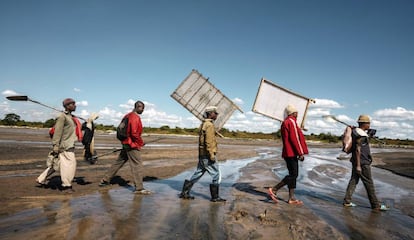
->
<box><xmin>252</xmin><ymin>78</ymin><xmax>314</xmax><ymax>129</ymax></box>
<box><xmin>171</xmin><ymin>69</ymin><xmax>242</xmax><ymax>131</ymax></box>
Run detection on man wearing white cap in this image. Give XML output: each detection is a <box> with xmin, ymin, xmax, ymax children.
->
<box><xmin>268</xmin><ymin>104</ymin><xmax>308</xmax><ymax>205</ymax></box>
<box><xmin>179</xmin><ymin>106</ymin><xmax>226</xmax><ymax>202</ymax></box>
<box><xmin>343</xmin><ymin>115</ymin><xmax>389</xmax><ymax>211</ymax></box>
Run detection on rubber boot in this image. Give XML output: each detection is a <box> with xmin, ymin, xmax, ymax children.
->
<box><xmin>179</xmin><ymin>180</ymin><xmax>194</xmax><ymax>199</ymax></box>
<box><xmin>210</xmin><ymin>184</ymin><xmax>226</xmax><ymax>202</ymax></box>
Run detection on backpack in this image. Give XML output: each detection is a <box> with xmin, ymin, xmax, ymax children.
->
<box><xmin>116</xmin><ymin>116</ymin><xmax>129</xmax><ymax>141</ymax></box>
<box><xmin>49</xmin><ymin>127</ymin><xmax>55</xmax><ymax>138</ymax></box>
<box><xmin>342</xmin><ymin>126</ymin><xmax>353</xmax><ymax>154</ymax></box>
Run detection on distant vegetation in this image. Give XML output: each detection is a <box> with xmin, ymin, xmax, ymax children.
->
<box><xmin>1</xmin><ymin>113</ymin><xmax>413</xmax><ymax>147</ymax></box>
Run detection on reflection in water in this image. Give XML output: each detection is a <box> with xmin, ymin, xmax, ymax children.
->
<box><xmin>1</xmin><ymin>147</ymin><xmax>413</xmax><ymax>239</ymax></box>
<box><xmin>271</xmin><ymin>147</ymin><xmax>414</xmax><ymax>239</ymax></box>
<box><xmin>101</xmin><ymin>190</ymin><xmax>143</xmax><ymax>239</ymax></box>
<box><xmin>55</xmin><ymin>200</ymin><xmax>72</xmax><ymax>239</ymax></box>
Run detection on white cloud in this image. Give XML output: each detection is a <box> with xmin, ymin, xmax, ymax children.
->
<box><xmin>311</xmin><ymin>98</ymin><xmax>343</xmax><ymax>109</ymax></box>
<box><xmin>401</xmin><ymin>122</ymin><xmax>414</xmax><ymax>129</ymax></box>
<box><xmin>1</xmin><ymin>89</ymin><xmax>19</xmax><ymax>96</ymax></box>
<box><xmin>374</xmin><ymin>107</ymin><xmax>414</xmax><ymax>121</ymax></box>
<box><xmin>232</xmin><ymin>97</ymin><xmax>244</xmax><ymax>106</ymax></box>
<box><xmin>307</xmin><ymin>108</ymin><xmax>331</xmax><ymax>117</ymax></box>
<box><xmin>231</xmin><ymin>112</ymin><xmax>247</xmax><ymax>120</ymax></box>
<box><xmin>1</xmin><ymin>92</ymin><xmax>413</xmax><ymax>140</ymax></box>
<box><xmin>142</xmin><ymin>108</ymin><xmax>183</xmax><ymax>127</ymax></box>
<box><xmin>76</xmin><ymin>100</ymin><xmax>88</xmax><ymax>107</ymax></box>
<box><xmin>98</xmin><ymin>107</ymin><xmax>124</xmax><ymax>123</ymax></box>
<box><xmin>119</xmin><ymin>99</ymin><xmax>136</xmax><ymax>110</ymax></box>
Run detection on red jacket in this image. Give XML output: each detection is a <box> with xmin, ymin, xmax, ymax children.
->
<box><xmin>122</xmin><ymin>112</ymin><xmax>144</xmax><ymax>150</ymax></box>
<box><xmin>281</xmin><ymin>115</ymin><xmax>308</xmax><ymax>158</ymax></box>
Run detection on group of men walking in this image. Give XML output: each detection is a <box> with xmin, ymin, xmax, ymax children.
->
<box><xmin>35</xmin><ymin>97</ymin><xmax>389</xmax><ymax>210</ymax></box>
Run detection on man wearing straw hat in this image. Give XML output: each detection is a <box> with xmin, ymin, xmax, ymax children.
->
<box><xmin>343</xmin><ymin>115</ymin><xmax>389</xmax><ymax>211</ymax></box>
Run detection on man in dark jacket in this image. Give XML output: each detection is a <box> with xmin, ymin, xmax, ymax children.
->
<box><xmin>99</xmin><ymin>101</ymin><xmax>152</xmax><ymax>195</ymax></box>
<box><xmin>268</xmin><ymin>104</ymin><xmax>308</xmax><ymax>205</ymax></box>
<box><xmin>343</xmin><ymin>115</ymin><xmax>389</xmax><ymax>211</ymax></box>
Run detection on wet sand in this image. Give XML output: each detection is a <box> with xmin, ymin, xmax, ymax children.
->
<box><xmin>226</xmin><ymin>148</ymin><xmax>414</xmax><ymax>239</ymax></box>
<box><xmin>0</xmin><ymin>127</ymin><xmax>413</xmax><ymax>239</ymax></box>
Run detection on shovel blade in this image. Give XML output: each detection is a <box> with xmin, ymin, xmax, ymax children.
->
<box><xmin>6</xmin><ymin>95</ymin><xmax>29</xmax><ymax>101</ymax></box>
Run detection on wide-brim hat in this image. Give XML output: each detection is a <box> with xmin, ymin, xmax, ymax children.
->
<box><xmin>357</xmin><ymin>114</ymin><xmax>371</xmax><ymax>123</ymax></box>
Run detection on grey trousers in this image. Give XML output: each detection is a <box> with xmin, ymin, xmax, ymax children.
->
<box><xmin>344</xmin><ymin>164</ymin><xmax>379</xmax><ymax>209</ymax></box>
<box><xmin>103</xmin><ymin>148</ymin><xmax>144</xmax><ymax>189</ymax></box>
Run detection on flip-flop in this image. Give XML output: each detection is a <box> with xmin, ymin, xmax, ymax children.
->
<box><xmin>267</xmin><ymin>188</ymin><xmax>278</xmax><ymax>203</ymax></box>
<box><xmin>288</xmin><ymin>199</ymin><xmax>303</xmax><ymax>205</ymax></box>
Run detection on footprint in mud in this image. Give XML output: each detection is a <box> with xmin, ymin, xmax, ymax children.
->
<box><xmin>257</xmin><ymin>210</ymin><xmax>278</xmax><ymax>225</ymax></box>
<box><xmin>233</xmin><ymin>209</ymin><xmax>248</xmax><ymax>220</ymax></box>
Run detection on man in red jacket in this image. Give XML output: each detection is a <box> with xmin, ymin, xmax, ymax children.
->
<box><xmin>99</xmin><ymin>100</ymin><xmax>152</xmax><ymax>195</ymax></box>
<box><xmin>268</xmin><ymin>104</ymin><xmax>309</xmax><ymax>205</ymax></box>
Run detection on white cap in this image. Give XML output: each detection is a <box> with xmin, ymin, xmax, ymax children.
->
<box><xmin>285</xmin><ymin>104</ymin><xmax>298</xmax><ymax>115</ymax></box>
<box><xmin>205</xmin><ymin>106</ymin><xmax>218</xmax><ymax>113</ymax></box>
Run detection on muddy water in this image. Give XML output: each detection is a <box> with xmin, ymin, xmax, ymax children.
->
<box><xmin>271</xmin><ymin>147</ymin><xmax>414</xmax><ymax>239</ymax></box>
<box><xmin>0</xmin><ymin>152</ymin><xmax>261</xmax><ymax>239</ymax></box>
<box><xmin>0</xmin><ymin>146</ymin><xmax>413</xmax><ymax>239</ymax></box>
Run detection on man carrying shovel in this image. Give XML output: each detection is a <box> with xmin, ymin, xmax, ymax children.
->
<box><xmin>36</xmin><ymin>112</ymin><xmax>99</xmax><ymax>186</ymax></box>
<box><xmin>51</xmin><ymin>98</ymin><xmax>82</xmax><ymax>193</ymax></box>
<box><xmin>6</xmin><ymin>95</ymin><xmax>81</xmax><ymax>193</ymax></box>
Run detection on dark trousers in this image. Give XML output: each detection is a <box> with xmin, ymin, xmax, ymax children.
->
<box><xmin>344</xmin><ymin>164</ymin><xmax>379</xmax><ymax>209</ymax></box>
<box><xmin>281</xmin><ymin>157</ymin><xmax>299</xmax><ymax>189</ymax></box>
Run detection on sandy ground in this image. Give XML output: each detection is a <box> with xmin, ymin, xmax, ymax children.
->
<box><xmin>0</xmin><ymin>127</ymin><xmax>272</xmax><ymax>200</ymax></box>
<box><xmin>0</xmin><ymin>126</ymin><xmax>413</xmax><ymax>239</ymax></box>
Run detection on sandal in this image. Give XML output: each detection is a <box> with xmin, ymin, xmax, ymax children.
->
<box><xmin>288</xmin><ymin>199</ymin><xmax>303</xmax><ymax>205</ymax></box>
<box><xmin>267</xmin><ymin>188</ymin><xmax>278</xmax><ymax>203</ymax></box>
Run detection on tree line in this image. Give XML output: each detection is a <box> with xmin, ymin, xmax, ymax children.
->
<box><xmin>1</xmin><ymin>113</ymin><xmax>413</xmax><ymax>147</ymax></box>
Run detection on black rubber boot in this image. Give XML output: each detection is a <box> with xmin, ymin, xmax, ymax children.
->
<box><xmin>179</xmin><ymin>180</ymin><xmax>194</xmax><ymax>199</ymax></box>
<box><xmin>210</xmin><ymin>184</ymin><xmax>226</xmax><ymax>202</ymax></box>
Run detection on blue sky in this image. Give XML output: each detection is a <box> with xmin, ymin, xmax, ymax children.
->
<box><xmin>1</xmin><ymin>0</ymin><xmax>413</xmax><ymax>140</ymax></box>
